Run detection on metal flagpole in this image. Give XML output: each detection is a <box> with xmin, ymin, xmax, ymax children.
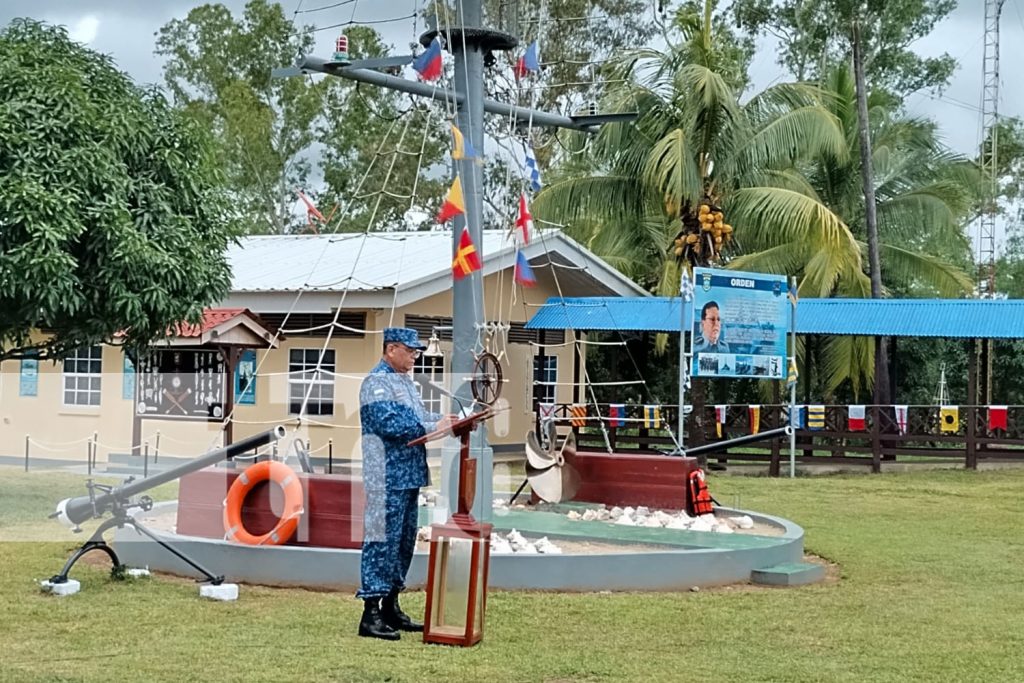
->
<box><xmin>447</xmin><ymin>0</ymin><xmax>492</xmax><ymax>521</ymax></box>
<box><xmin>677</xmin><ymin>268</ymin><xmax>693</xmax><ymax>454</ymax></box>
<box><xmin>789</xmin><ymin>276</ymin><xmax>798</xmax><ymax>478</ymax></box>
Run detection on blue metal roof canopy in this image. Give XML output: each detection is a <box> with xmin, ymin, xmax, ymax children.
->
<box><xmin>525</xmin><ymin>297</ymin><xmax>1024</xmax><ymax>339</ymax></box>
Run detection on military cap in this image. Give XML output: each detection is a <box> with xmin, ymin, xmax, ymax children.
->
<box><xmin>383</xmin><ymin>327</ymin><xmax>427</xmax><ymax>350</ymax></box>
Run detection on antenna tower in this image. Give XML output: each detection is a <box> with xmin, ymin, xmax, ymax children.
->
<box><xmin>979</xmin><ymin>0</ymin><xmax>1006</xmax><ymax>297</ymax></box>
<box><xmin>933</xmin><ymin>363</ymin><xmax>949</xmax><ymax>405</ymax></box>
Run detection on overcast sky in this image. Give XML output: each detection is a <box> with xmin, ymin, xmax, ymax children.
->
<box><xmin>4</xmin><ymin>0</ymin><xmax>1023</xmax><ymax>246</ymax></box>
<box><xmin>4</xmin><ymin>0</ymin><xmax>1021</xmax><ymax>156</ymax></box>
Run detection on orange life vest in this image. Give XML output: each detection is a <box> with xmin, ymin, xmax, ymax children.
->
<box><xmin>688</xmin><ymin>469</ymin><xmax>714</xmax><ymax>516</ymax></box>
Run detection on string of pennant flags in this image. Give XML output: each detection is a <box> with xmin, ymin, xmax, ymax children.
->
<box><xmin>417</xmin><ymin>34</ymin><xmax>544</xmax><ymax>286</ymax></box>
<box><xmin>538</xmin><ymin>403</ymin><xmax>1014</xmax><ymax>436</ymax></box>
<box><xmin>719</xmin><ymin>404</ymin><xmax>1011</xmax><ymax>435</ymax></box>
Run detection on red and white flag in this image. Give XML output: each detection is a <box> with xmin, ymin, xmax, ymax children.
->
<box><xmin>894</xmin><ymin>405</ymin><xmax>908</xmax><ymax>435</ymax></box>
<box><xmin>989</xmin><ymin>405</ymin><xmax>1008</xmax><ymax>432</ymax></box>
<box><xmin>515</xmin><ymin>193</ymin><xmax>533</xmax><ymax>244</ymax></box>
<box><xmin>848</xmin><ymin>405</ymin><xmax>866</xmax><ymax>431</ymax></box>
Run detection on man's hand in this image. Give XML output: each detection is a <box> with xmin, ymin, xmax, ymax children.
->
<box><xmin>434</xmin><ymin>415</ymin><xmax>458</xmax><ymax>434</ymax></box>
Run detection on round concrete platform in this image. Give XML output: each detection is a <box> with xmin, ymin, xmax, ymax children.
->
<box><xmin>113</xmin><ymin>502</ymin><xmax>807</xmax><ymax>591</ymax></box>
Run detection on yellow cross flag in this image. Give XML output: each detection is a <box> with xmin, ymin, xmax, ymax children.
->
<box><xmin>939</xmin><ymin>405</ymin><xmax>959</xmax><ymax>433</ymax></box>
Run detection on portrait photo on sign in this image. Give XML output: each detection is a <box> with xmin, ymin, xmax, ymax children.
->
<box><xmin>690</xmin><ymin>268</ymin><xmax>790</xmax><ymax>380</ymax></box>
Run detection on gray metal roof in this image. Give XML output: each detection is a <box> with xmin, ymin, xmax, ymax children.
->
<box><xmin>223</xmin><ymin>230</ymin><xmax>649</xmax><ymax>311</ymax></box>
<box><xmin>526</xmin><ymin>297</ymin><xmax>1024</xmax><ymax>339</ymax></box>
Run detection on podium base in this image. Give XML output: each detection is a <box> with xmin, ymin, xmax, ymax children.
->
<box><xmin>439</xmin><ymin>440</ymin><xmax>493</xmax><ymax>522</ymax></box>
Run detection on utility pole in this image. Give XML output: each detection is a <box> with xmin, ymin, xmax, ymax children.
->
<box><xmin>978</xmin><ymin>0</ymin><xmax>1006</xmax><ymax>405</ymax></box>
<box><xmin>979</xmin><ymin>0</ymin><xmax>1005</xmax><ymax>299</ymax></box>
<box><xmin>276</xmin><ymin>0</ymin><xmax>631</xmax><ymax>521</ymax></box>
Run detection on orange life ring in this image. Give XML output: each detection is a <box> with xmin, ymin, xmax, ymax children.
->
<box><xmin>223</xmin><ymin>460</ymin><xmax>304</xmax><ymax>546</ymax></box>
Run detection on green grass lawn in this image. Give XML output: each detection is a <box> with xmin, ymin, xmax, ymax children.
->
<box><xmin>2</xmin><ymin>465</ymin><xmax>1023</xmax><ymax>682</ymax></box>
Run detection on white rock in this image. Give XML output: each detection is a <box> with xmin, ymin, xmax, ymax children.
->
<box><xmin>566</xmin><ymin>510</ymin><xmax>582</xmax><ymax>521</ymax></box>
<box><xmin>689</xmin><ymin>517</ymin><xmax>714</xmax><ymax>532</ymax></box>
<box><xmin>418</xmin><ymin>494</ymin><xmax>427</xmax><ymax>507</ymax></box>
<box><xmin>642</xmin><ymin>516</ymin><xmax>662</xmax><ymax>528</ymax></box>
<box><xmin>490</xmin><ymin>537</ymin><xmax>513</xmax><ymax>554</ymax></box>
<box><xmin>581</xmin><ymin>509</ymin><xmax>600</xmax><ymax>521</ymax></box>
<box><xmin>712</xmin><ymin>523</ymin><xmax>734</xmax><ymax>534</ymax></box>
<box><xmin>699</xmin><ymin>513</ymin><xmax>717</xmax><ymax>523</ymax></box>
<box><xmin>509</xmin><ymin>529</ymin><xmax>533</xmax><ymax>551</ymax></box>
<box><xmin>652</xmin><ymin>511</ymin><xmax>673</xmax><ymax>525</ymax></box>
<box><xmin>535</xmin><ymin>536</ymin><xmax>562</xmax><ymax>554</ymax></box>
<box><xmin>730</xmin><ymin>515</ymin><xmax>755</xmax><ymax>530</ymax></box>
<box><xmin>492</xmin><ymin>497</ymin><xmax>508</xmax><ymax>509</ymax></box>
<box><xmin>516</xmin><ymin>542</ymin><xmax>539</xmax><ymax>554</ymax></box>
<box><xmin>609</xmin><ymin>506</ymin><xmax>624</xmax><ymax>520</ymax></box>
<box><xmin>666</xmin><ymin>517</ymin><xmax>692</xmax><ymax>530</ymax></box>
<box><xmin>615</xmin><ymin>515</ymin><xmax>636</xmax><ymax>526</ymax></box>
<box><xmin>636</xmin><ymin>506</ymin><xmax>651</xmax><ymax>517</ymax></box>
<box><xmin>622</xmin><ymin>506</ymin><xmax>636</xmax><ymax>517</ymax></box>
<box><xmin>417</xmin><ymin>526</ymin><xmax>432</xmax><ymax>542</ymax></box>
<box><xmin>596</xmin><ymin>509</ymin><xmax>611</xmax><ymax>521</ymax></box>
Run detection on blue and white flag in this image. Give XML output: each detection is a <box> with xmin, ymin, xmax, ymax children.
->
<box><xmin>787</xmin><ymin>404</ymin><xmax>804</xmax><ymax>429</ymax></box>
<box><xmin>524</xmin><ymin>144</ymin><xmax>542</xmax><ymax>192</ymax></box>
<box><xmin>680</xmin><ymin>267</ymin><xmax>693</xmax><ymax>302</ymax></box>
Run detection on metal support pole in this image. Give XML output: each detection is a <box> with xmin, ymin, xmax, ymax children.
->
<box><xmin>789</xmin><ymin>276</ymin><xmax>798</xmax><ymax>478</ymax></box>
<box><xmin>24</xmin><ymin>435</ymin><xmax>29</xmax><ymax>472</ymax></box>
<box><xmin>677</xmin><ymin>297</ymin><xmax>687</xmax><ymax>453</ymax></box>
<box><xmin>967</xmin><ymin>338</ymin><xmax>979</xmax><ymax>469</ymax></box>
<box><xmin>143</xmin><ymin>441</ymin><xmax>149</xmax><ymax>479</ymax></box>
<box><xmin>289</xmin><ymin>57</ymin><xmax>609</xmax><ymax>133</ymax></box>
<box><xmin>154</xmin><ymin>431</ymin><xmax>160</xmax><ymax>464</ymax></box>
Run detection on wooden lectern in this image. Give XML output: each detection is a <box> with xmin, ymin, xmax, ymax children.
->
<box><xmin>408</xmin><ymin>410</ymin><xmax>494</xmax><ymax>647</ymax></box>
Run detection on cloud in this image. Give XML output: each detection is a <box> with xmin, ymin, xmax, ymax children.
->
<box><xmin>68</xmin><ymin>14</ymin><xmax>99</xmax><ymax>44</ymax></box>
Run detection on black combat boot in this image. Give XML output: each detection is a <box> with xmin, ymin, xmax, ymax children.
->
<box><xmin>358</xmin><ymin>598</ymin><xmax>400</xmax><ymax>640</ymax></box>
<box><xmin>381</xmin><ymin>590</ymin><xmax>423</xmax><ymax>632</ymax></box>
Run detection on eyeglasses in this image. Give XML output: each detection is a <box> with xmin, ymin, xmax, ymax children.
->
<box><xmin>391</xmin><ymin>344</ymin><xmax>422</xmax><ymax>359</ymax></box>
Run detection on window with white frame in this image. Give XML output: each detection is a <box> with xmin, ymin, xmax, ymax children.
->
<box><xmin>413</xmin><ymin>353</ymin><xmax>445</xmax><ymax>415</ymax></box>
<box><xmin>63</xmin><ymin>346</ymin><xmax>103</xmax><ymax>406</ymax></box>
<box><xmin>533</xmin><ymin>355</ymin><xmax>557</xmax><ymax>404</ymax></box>
<box><xmin>288</xmin><ymin>348</ymin><xmax>335</xmax><ymax>416</ymax></box>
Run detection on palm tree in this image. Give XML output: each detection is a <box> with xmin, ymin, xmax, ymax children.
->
<box><xmin>732</xmin><ymin>66</ymin><xmax>976</xmax><ymax>395</ymax></box>
<box><xmin>535</xmin><ymin>6</ymin><xmax>975</xmax><ymax>397</ymax></box>
<box><xmin>534</xmin><ymin>2</ymin><xmax>859</xmax><ymax>300</ymax></box>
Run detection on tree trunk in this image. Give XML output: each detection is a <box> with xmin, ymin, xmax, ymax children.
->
<box><xmin>852</xmin><ymin>20</ymin><xmax>890</xmax><ymax>406</ymax></box>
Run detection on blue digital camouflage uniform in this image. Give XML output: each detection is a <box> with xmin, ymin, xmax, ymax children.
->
<box><xmin>357</xmin><ymin>330</ymin><xmax>442</xmax><ymax>600</ymax></box>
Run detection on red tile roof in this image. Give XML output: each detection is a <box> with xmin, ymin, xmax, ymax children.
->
<box><xmin>174</xmin><ymin>308</ymin><xmax>250</xmax><ymax>338</ymax></box>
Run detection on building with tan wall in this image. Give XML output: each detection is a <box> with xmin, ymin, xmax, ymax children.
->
<box><xmin>0</xmin><ymin>230</ymin><xmax>646</xmax><ymax>466</ymax></box>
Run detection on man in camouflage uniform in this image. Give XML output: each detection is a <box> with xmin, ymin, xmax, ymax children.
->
<box><xmin>357</xmin><ymin>327</ymin><xmax>453</xmax><ymax>640</ymax></box>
